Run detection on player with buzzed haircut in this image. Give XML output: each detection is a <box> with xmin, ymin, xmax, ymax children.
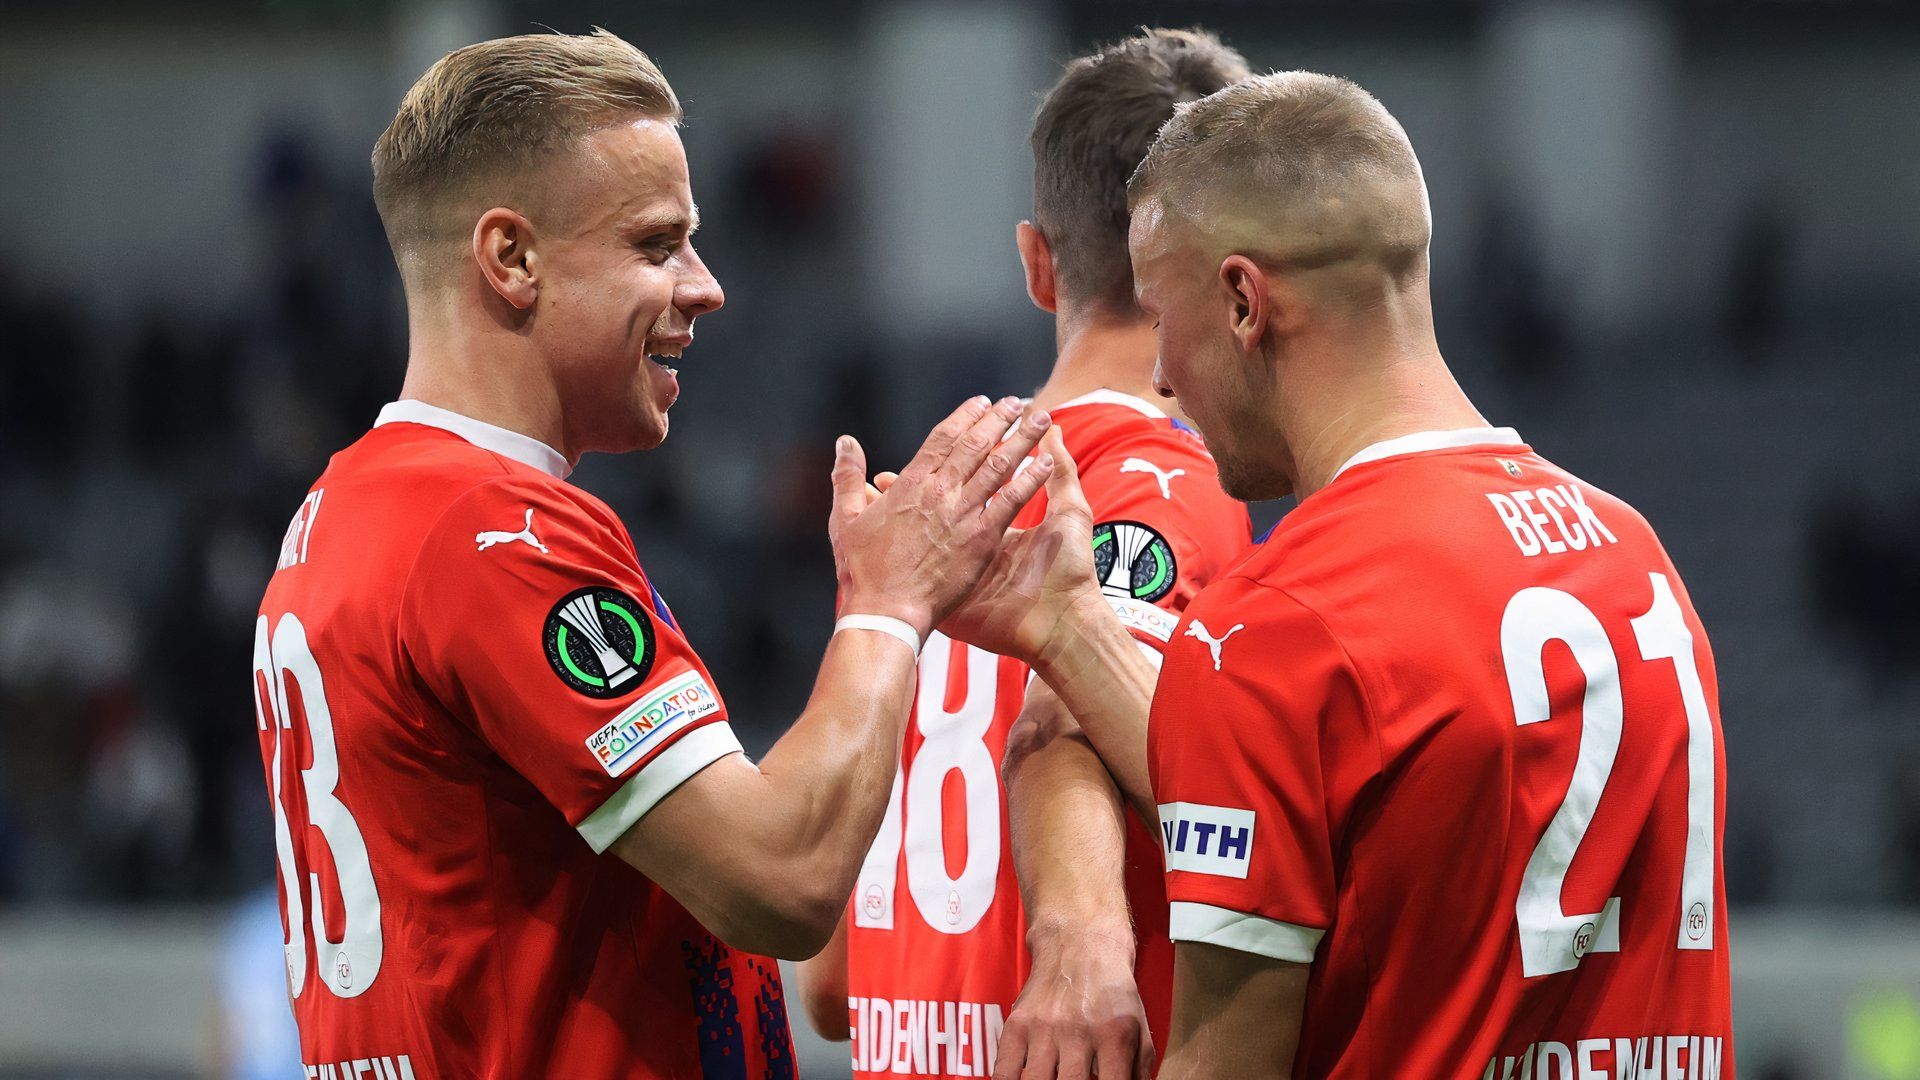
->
<box><xmin>797</xmin><ymin>28</ymin><xmax>1253</xmax><ymax>1080</ymax></box>
<box><xmin>251</xmin><ymin>29</ymin><xmax>1059</xmax><ymax>1079</ymax></box>
<box><xmin>946</xmin><ymin>72</ymin><xmax>1733</xmax><ymax>1078</ymax></box>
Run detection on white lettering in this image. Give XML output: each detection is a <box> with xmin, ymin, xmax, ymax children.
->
<box><xmin>1513</xmin><ymin>492</ymin><xmax>1566</xmax><ymax>555</ymax></box>
<box><xmin>1697</xmin><ymin>1037</ymin><xmax>1722</xmax><ymax>1080</ymax></box>
<box><xmin>1561</xmin><ymin>484</ymin><xmax>1618</xmax><ymax>546</ymax></box>
<box><xmin>1488</xmin><ymin>492</ymin><xmax>1543</xmax><ymax>556</ymax></box>
<box><xmin>845</xmin><ymin>997</ymin><xmax>1008</xmax><ymax>1075</ymax></box>
<box><xmin>1666</xmin><ymin>1035</ymin><xmax>1686</xmax><ymax>1078</ymax></box>
<box><xmin>1614</xmin><ymin>1039</ymin><xmax>1642</xmax><ymax>1080</ymax></box>
<box><xmin>1576</xmin><ymin>1038</ymin><xmax>1607</xmax><ymax>1080</ymax></box>
<box><xmin>1537</xmin><ymin>487</ymin><xmax>1588</xmax><ymax>550</ymax></box>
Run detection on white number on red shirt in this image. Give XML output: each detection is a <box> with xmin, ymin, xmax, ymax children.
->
<box><xmin>854</xmin><ymin>632</ymin><xmax>1002</xmax><ymax>935</ymax></box>
<box><xmin>1500</xmin><ymin>572</ymin><xmax>1716</xmax><ymax>977</ymax></box>
<box><xmin>253</xmin><ymin>613</ymin><xmax>384</xmax><ymax>998</ymax></box>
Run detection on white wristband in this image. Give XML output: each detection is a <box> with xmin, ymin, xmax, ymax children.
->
<box><xmin>834</xmin><ymin>614</ymin><xmax>923</xmax><ymax>658</ymax></box>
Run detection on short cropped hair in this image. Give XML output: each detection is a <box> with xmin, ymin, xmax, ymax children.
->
<box><xmin>1030</xmin><ymin>28</ymin><xmax>1249</xmax><ymax>316</ymax></box>
<box><xmin>372</xmin><ymin>29</ymin><xmax>681</xmax><ymax>250</ymax></box>
<box><xmin>1130</xmin><ymin>71</ymin><xmax>1421</xmax><ymax>226</ymax></box>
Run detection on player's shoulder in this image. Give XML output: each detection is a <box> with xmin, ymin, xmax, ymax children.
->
<box><xmin>1051</xmin><ymin>390</ymin><xmax>1214</xmax><ymax>468</ymax></box>
<box><xmin>348</xmin><ymin>422</ymin><xmax>621</xmax><ymax>540</ymax></box>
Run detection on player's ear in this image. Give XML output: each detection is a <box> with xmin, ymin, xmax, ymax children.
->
<box><xmin>1220</xmin><ymin>254</ymin><xmax>1270</xmax><ymax>355</ymax></box>
<box><xmin>473</xmin><ymin>207</ymin><xmax>540</xmax><ymax>311</ymax></box>
<box><xmin>1016</xmin><ymin>221</ymin><xmax>1058</xmax><ymax>315</ymax></box>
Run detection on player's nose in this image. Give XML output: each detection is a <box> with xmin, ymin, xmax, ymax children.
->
<box><xmin>677</xmin><ymin>243</ymin><xmax>724</xmax><ymax>318</ymax></box>
<box><xmin>1151</xmin><ymin>356</ymin><xmax>1175</xmax><ymax>399</ymax></box>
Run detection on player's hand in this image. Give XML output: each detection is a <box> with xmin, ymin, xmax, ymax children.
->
<box><xmin>941</xmin><ymin>428</ymin><xmax>1103</xmax><ymax>665</ymax></box>
<box><xmin>829</xmin><ymin>397</ymin><xmax>1055</xmax><ymax>639</ymax></box>
<box><xmin>994</xmin><ymin>930</ymin><xmax>1154</xmax><ymax>1080</ymax></box>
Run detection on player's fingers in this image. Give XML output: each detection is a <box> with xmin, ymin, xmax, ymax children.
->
<box><xmin>874</xmin><ymin>471</ymin><xmax>899</xmax><ymax>493</ymax></box>
<box><xmin>1093</xmin><ymin>1022</ymin><xmax>1139</xmax><ymax>1080</ymax></box>
<box><xmin>992</xmin><ymin>1024</ymin><xmax>1030</xmax><ymax>1080</ymax></box>
<box><xmin>962</xmin><ymin>409</ymin><xmax>1052</xmax><ymax>507</ymax></box>
<box><xmin>829</xmin><ymin>435</ymin><xmax>870</xmax><ymax>533</ymax></box>
<box><xmin>1134</xmin><ymin>1025</ymin><xmax>1157</xmax><ymax>1080</ymax></box>
<box><xmin>1054</xmin><ymin>1035</ymin><xmax>1093</xmax><ymax>1080</ymax></box>
<box><xmin>1019</xmin><ymin>1037</ymin><xmax>1061</xmax><ymax>1080</ymax></box>
<box><xmin>983</xmin><ymin>452</ymin><xmax>1055</xmax><ymax>535</ymax></box>
<box><xmin>937</xmin><ymin>396</ymin><xmax>1024</xmax><ymax>485</ymax></box>
<box><xmin>899</xmin><ymin>396</ymin><xmax>992</xmax><ymax>483</ymax></box>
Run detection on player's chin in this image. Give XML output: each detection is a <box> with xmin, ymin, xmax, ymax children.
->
<box><xmin>1217</xmin><ymin>451</ymin><xmax>1290</xmax><ymax>502</ymax></box>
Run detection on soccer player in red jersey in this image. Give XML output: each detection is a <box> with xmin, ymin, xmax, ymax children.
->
<box><xmin>944</xmin><ymin>73</ymin><xmax>1733</xmax><ymax>1079</ymax></box>
<box><xmin>251</xmin><ymin>31</ymin><xmax>1060</xmax><ymax>1079</ymax></box>
<box><xmin>796</xmin><ymin>30</ymin><xmax>1253</xmax><ymax>1080</ymax></box>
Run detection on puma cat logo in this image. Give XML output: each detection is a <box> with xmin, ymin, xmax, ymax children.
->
<box><xmin>476</xmin><ymin>508</ymin><xmax>548</xmax><ymax>554</ymax></box>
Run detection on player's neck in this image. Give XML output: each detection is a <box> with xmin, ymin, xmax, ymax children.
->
<box><xmin>1284</xmin><ymin>340</ymin><xmax>1487</xmax><ymax>502</ymax></box>
<box><xmin>1030</xmin><ymin>312</ymin><xmax>1188</xmax><ymax>424</ymax></box>
<box><xmin>397</xmin><ymin>319</ymin><xmax>574</xmax><ymax>466</ymax></box>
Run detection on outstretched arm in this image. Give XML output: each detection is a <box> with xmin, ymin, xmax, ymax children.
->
<box><xmin>616</xmin><ymin>397</ymin><xmax>1058</xmax><ymax>959</ymax></box>
<box><xmin>943</xmin><ymin>433</ymin><xmax>1159</xmax><ymax>825</ymax></box>
<box><xmin>996</xmin><ymin>680</ymin><xmax>1154</xmax><ymax>1080</ymax></box>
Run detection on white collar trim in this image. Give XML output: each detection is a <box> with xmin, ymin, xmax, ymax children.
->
<box><xmin>375</xmin><ymin>400</ymin><xmax>572</xmax><ymax>479</ymax></box>
<box><xmin>1051</xmin><ymin>388</ymin><xmax>1168</xmax><ymax>419</ymax></box>
<box><xmin>1331</xmin><ymin>426</ymin><xmax>1524</xmax><ymax>482</ymax></box>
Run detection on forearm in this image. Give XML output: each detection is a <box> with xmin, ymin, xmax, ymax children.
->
<box><xmin>1159</xmin><ymin>943</ymin><xmax>1308</xmax><ymax>1080</ymax></box>
<box><xmin>618</xmin><ymin>628</ymin><xmax>915</xmax><ymax>956</ymax></box>
<box><xmin>796</xmin><ymin>913</ymin><xmax>853</xmax><ymax>1040</ymax></box>
<box><xmin>1031</xmin><ymin>599</ymin><xmax>1159</xmax><ymax>825</ymax></box>
<box><xmin>1005</xmin><ymin>684</ymin><xmax>1135</xmax><ymax>962</ymax></box>
<box><xmin>751</xmin><ymin>628</ymin><xmax>916</xmax><ymax>877</ymax></box>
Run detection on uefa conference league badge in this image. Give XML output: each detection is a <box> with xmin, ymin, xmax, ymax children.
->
<box><xmin>1092</xmin><ymin>520</ymin><xmax>1177</xmax><ymax>605</ymax></box>
<box><xmin>543</xmin><ymin>586</ymin><xmax>656</xmax><ymax>698</ymax></box>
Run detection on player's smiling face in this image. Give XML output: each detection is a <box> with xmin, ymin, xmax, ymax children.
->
<box><xmin>535</xmin><ymin>117</ymin><xmax>723</xmax><ymax>453</ymax></box>
<box><xmin>1131</xmin><ymin>200</ymin><xmax>1291</xmax><ymax>500</ymax></box>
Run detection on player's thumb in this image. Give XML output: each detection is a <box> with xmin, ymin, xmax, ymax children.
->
<box><xmin>1040</xmin><ymin>428</ymin><xmax>1090</xmax><ymax>522</ymax></box>
<box><xmin>829</xmin><ymin>435</ymin><xmax>870</xmax><ymax>529</ymax></box>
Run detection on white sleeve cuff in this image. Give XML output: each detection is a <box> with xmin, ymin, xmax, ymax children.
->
<box><xmin>577</xmin><ymin>722</ymin><xmax>744</xmax><ymax>853</ymax></box>
<box><xmin>1168</xmin><ymin>900</ymin><xmax>1324</xmax><ymax>963</ymax></box>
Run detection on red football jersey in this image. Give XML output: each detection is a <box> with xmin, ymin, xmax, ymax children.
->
<box><xmin>1151</xmin><ymin>429</ymin><xmax>1732</xmax><ymax>1079</ymax></box>
<box><xmin>843</xmin><ymin>390</ymin><xmax>1253</xmax><ymax>1077</ymax></box>
<box><xmin>252</xmin><ymin>400</ymin><xmax>796</xmax><ymax>1079</ymax></box>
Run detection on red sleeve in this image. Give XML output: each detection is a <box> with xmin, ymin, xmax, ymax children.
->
<box><xmin>1148</xmin><ymin>578</ymin><xmax>1361</xmax><ymax>963</ymax></box>
<box><xmin>1078</xmin><ymin>429</ymin><xmax>1253</xmax><ymax>651</ymax></box>
<box><xmin>399</xmin><ymin>476</ymin><xmax>742</xmax><ymax>852</ymax></box>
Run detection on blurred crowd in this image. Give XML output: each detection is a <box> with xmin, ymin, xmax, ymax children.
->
<box><xmin>2</xmin><ymin>103</ymin><xmax>1918</xmax><ymax>915</ymax></box>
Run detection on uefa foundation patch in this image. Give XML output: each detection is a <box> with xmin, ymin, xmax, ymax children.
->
<box><xmin>543</xmin><ymin>586</ymin><xmax>656</xmax><ymax>698</ymax></box>
<box><xmin>584</xmin><ymin>670</ymin><xmax>722</xmax><ymax>777</ymax></box>
<box><xmin>1093</xmin><ymin>520</ymin><xmax>1178</xmax><ymax>604</ymax></box>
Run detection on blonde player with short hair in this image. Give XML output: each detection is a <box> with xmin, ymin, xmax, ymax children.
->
<box><xmin>252</xmin><ymin>30</ymin><xmax>1057</xmax><ymax>1077</ymax></box>
<box><xmin>949</xmin><ymin>72</ymin><xmax>1734</xmax><ymax>1079</ymax></box>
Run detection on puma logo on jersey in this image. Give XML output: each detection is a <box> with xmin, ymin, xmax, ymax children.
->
<box><xmin>1121</xmin><ymin>457</ymin><xmax>1185</xmax><ymax>499</ymax></box>
<box><xmin>476</xmin><ymin>508</ymin><xmax>548</xmax><ymax>554</ymax></box>
<box><xmin>1185</xmin><ymin>619</ymin><xmax>1244</xmax><ymax>671</ymax></box>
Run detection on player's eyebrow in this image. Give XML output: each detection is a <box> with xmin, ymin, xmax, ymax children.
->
<box><xmin>621</xmin><ymin>203</ymin><xmax>700</xmax><ymax>237</ymax></box>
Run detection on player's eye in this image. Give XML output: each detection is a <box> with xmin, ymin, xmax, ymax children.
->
<box><xmin>635</xmin><ymin>238</ymin><xmax>677</xmax><ymax>263</ymax></box>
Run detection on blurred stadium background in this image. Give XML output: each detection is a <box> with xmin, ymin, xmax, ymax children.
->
<box><xmin>1</xmin><ymin>0</ymin><xmax>1918</xmax><ymax>1076</ymax></box>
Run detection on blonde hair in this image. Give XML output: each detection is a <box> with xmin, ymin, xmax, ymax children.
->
<box><xmin>372</xmin><ymin>28</ymin><xmax>681</xmax><ymax>248</ymax></box>
<box><xmin>1128</xmin><ymin>71</ymin><xmax>1430</xmax><ymax>276</ymax></box>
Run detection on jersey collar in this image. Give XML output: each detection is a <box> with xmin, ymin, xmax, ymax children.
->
<box><xmin>1330</xmin><ymin>426</ymin><xmax>1525</xmax><ymax>482</ymax></box>
<box><xmin>1051</xmin><ymin>388</ymin><xmax>1168</xmax><ymax>419</ymax></box>
<box><xmin>374</xmin><ymin>400</ymin><xmax>572</xmax><ymax>479</ymax></box>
